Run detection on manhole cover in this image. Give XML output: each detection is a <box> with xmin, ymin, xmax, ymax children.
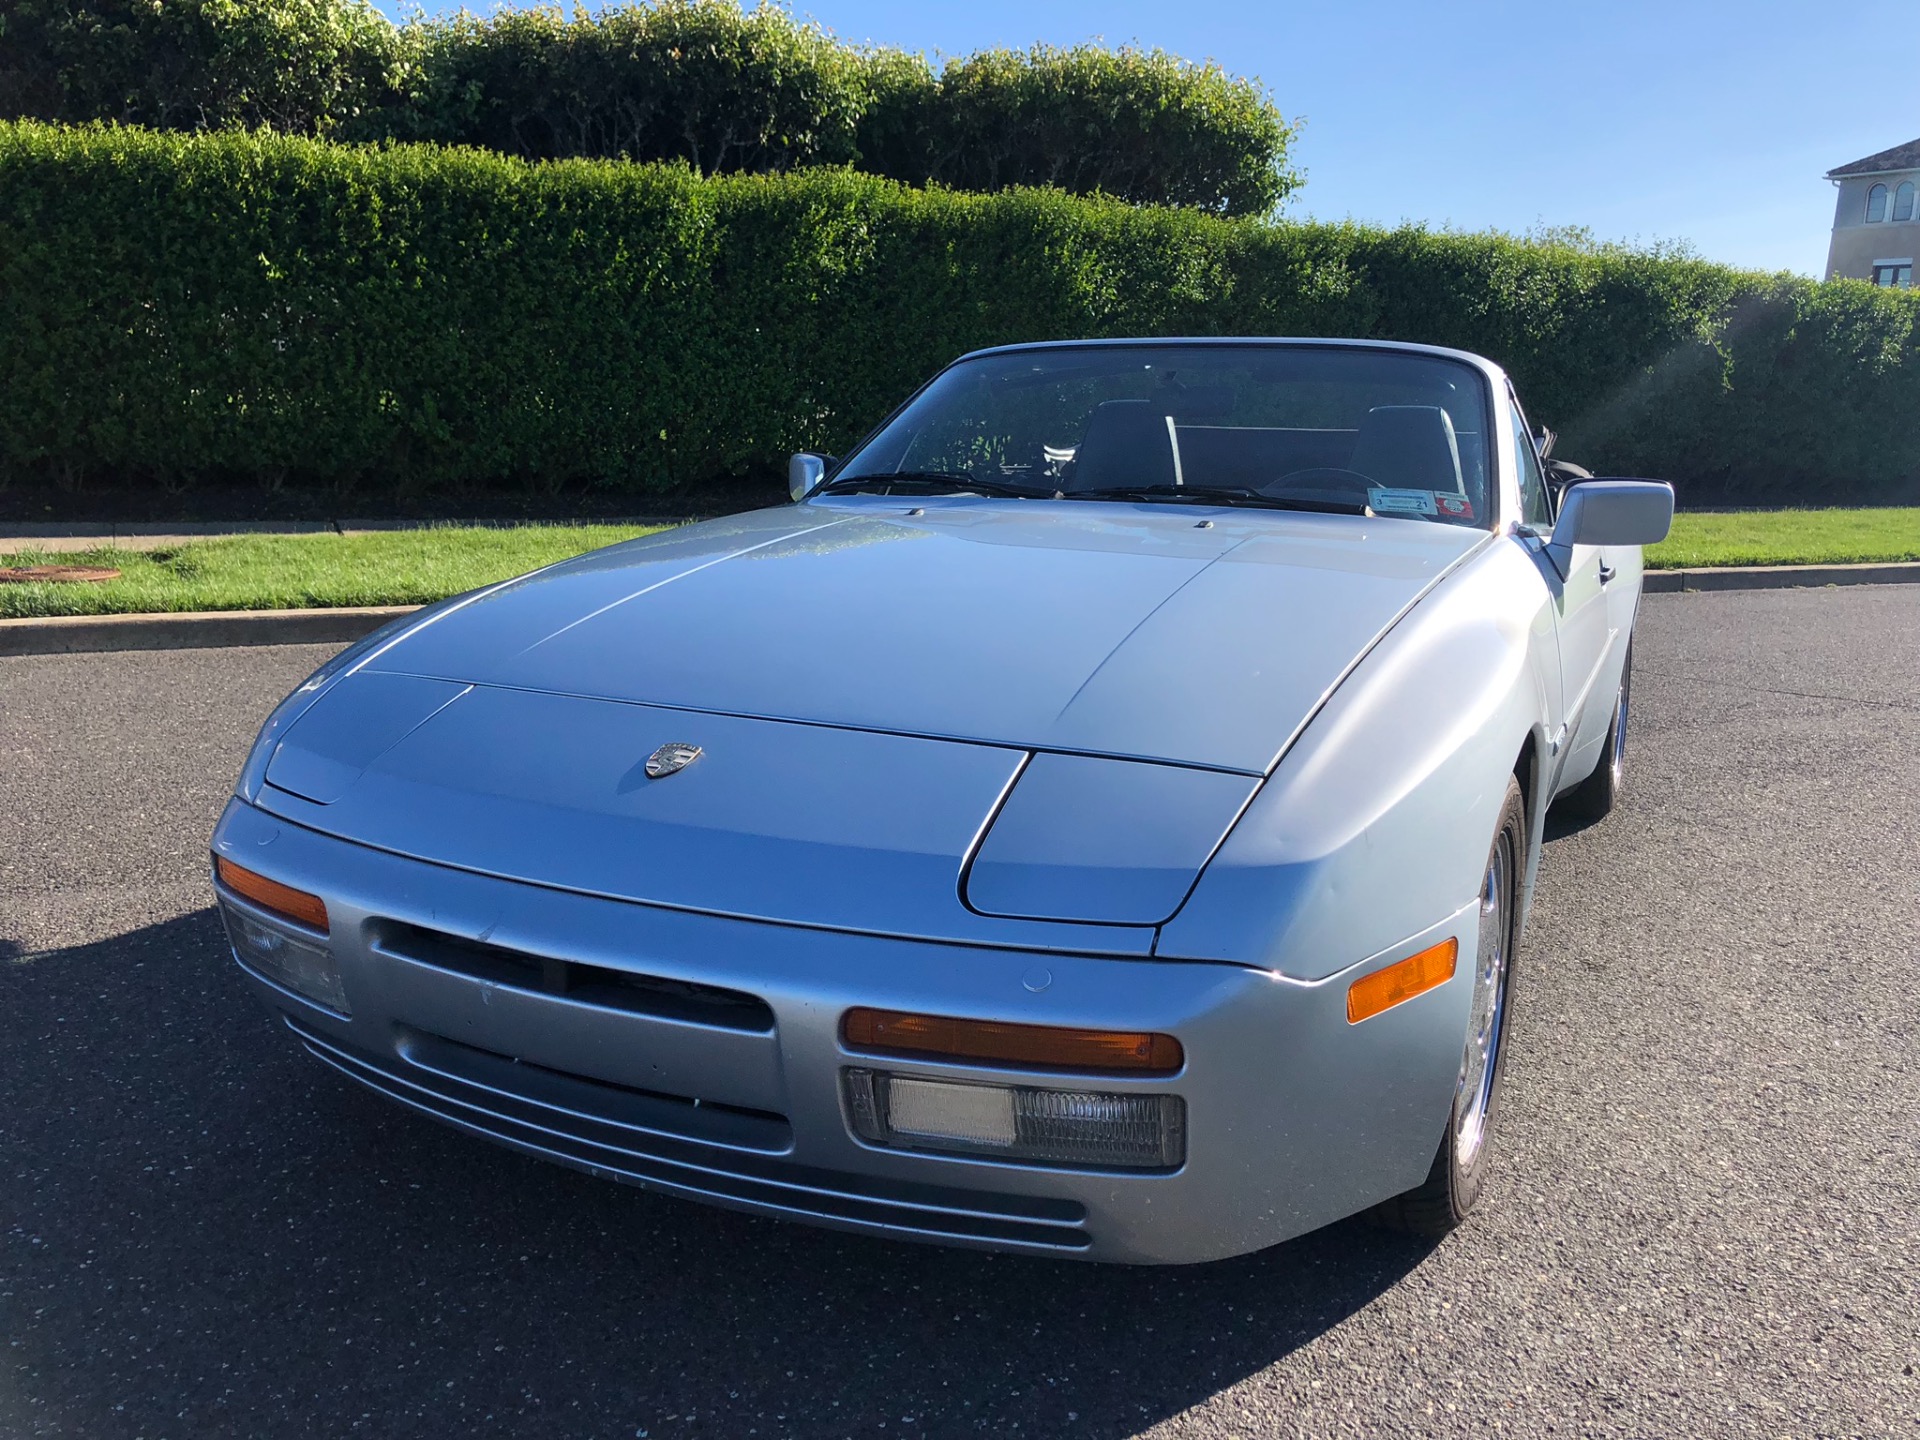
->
<box><xmin>0</xmin><ymin>565</ymin><xmax>123</xmax><ymax>584</ymax></box>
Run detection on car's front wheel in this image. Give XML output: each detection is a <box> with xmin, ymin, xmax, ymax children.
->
<box><xmin>1373</xmin><ymin>774</ymin><xmax>1524</xmax><ymax>1235</ymax></box>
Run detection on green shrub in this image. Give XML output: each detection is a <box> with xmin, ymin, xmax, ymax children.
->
<box><xmin>893</xmin><ymin>45</ymin><xmax>1297</xmax><ymax>217</ymax></box>
<box><xmin>0</xmin><ymin>120</ymin><xmax>1915</xmax><ymax>505</ymax></box>
<box><xmin>397</xmin><ymin>2</ymin><xmax>869</xmax><ymax>173</ymax></box>
<box><xmin>0</xmin><ymin>0</ymin><xmax>408</xmax><ymax>136</ymax></box>
<box><xmin>399</xmin><ymin>12</ymin><xmax>1299</xmax><ymax>213</ymax></box>
<box><xmin>0</xmin><ymin>1</ymin><xmax>1299</xmax><ymax>215</ymax></box>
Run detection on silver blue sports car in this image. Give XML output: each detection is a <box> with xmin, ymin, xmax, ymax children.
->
<box><xmin>211</xmin><ymin>338</ymin><xmax>1672</xmax><ymax>1263</ymax></box>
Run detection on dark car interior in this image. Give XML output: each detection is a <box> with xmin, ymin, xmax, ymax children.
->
<box><xmin>840</xmin><ymin>344</ymin><xmax>1498</xmax><ymax>523</ymax></box>
<box><xmin>1062</xmin><ymin>400</ymin><xmax>1483</xmax><ymax>509</ymax></box>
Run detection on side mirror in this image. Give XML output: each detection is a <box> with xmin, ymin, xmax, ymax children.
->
<box><xmin>788</xmin><ymin>452</ymin><xmax>829</xmax><ymax>502</ymax></box>
<box><xmin>1547</xmin><ymin>479</ymin><xmax>1674</xmax><ymax>572</ymax></box>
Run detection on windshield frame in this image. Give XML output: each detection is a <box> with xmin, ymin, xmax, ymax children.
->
<box><xmin>821</xmin><ymin>339</ymin><xmax>1507</xmax><ymax>532</ymax></box>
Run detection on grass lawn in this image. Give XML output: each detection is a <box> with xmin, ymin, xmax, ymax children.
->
<box><xmin>0</xmin><ymin>524</ymin><xmax>664</xmax><ymax>619</ymax></box>
<box><xmin>3</xmin><ymin>509</ymin><xmax>1917</xmax><ymax>619</ymax></box>
<box><xmin>1647</xmin><ymin>507</ymin><xmax>1920</xmax><ymax>569</ymax></box>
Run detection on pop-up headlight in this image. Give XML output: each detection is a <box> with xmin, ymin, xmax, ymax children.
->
<box><xmin>964</xmin><ymin>754</ymin><xmax>1256</xmax><ymax>925</ymax></box>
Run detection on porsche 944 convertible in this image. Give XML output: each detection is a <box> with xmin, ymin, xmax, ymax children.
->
<box><xmin>212</xmin><ymin>338</ymin><xmax>1672</xmax><ymax>1263</ymax></box>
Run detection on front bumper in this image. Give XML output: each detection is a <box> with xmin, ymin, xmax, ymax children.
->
<box><xmin>212</xmin><ymin>797</ymin><xmax>1475</xmax><ymax>1264</ymax></box>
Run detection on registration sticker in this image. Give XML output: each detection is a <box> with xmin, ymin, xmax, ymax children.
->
<box><xmin>1367</xmin><ymin>487</ymin><xmax>1437</xmax><ymax>516</ymax></box>
<box><xmin>1434</xmin><ymin>493</ymin><xmax>1475</xmax><ymax>519</ymax></box>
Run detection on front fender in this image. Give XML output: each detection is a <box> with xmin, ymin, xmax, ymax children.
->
<box><xmin>1159</xmin><ymin>539</ymin><xmax>1558</xmax><ymax>979</ymax></box>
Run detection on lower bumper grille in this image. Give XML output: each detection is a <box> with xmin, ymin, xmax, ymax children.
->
<box><xmin>288</xmin><ymin>1020</ymin><xmax>1091</xmax><ymax>1252</ymax></box>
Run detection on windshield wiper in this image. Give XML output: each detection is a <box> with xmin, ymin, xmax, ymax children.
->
<box><xmin>817</xmin><ymin>471</ymin><xmax>1051</xmax><ymax>499</ymax></box>
<box><xmin>1065</xmin><ymin>484</ymin><xmax>1369</xmax><ymax>516</ymax></box>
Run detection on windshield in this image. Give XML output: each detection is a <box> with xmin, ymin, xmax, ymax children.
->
<box><xmin>835</xmin><ymin>344</ymin><xmax>1495</xmax><ymax>527</ymax></box>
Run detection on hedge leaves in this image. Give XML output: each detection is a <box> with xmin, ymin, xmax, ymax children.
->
<box><xmin>1</xmin><ymin>121</ymin><xmax>1915</xmax><ymax>504</ymax></box>
<box><xmin>0</xmin><ymin>0</ymin><xmax>1300</xmax><ymax>215</ymax></box>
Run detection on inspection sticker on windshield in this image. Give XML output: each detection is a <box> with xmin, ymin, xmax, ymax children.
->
<box><xmin>1367</xmin><ymin>487</ymin><xmax>1437</xmax><ymax>516</ymax></box>
<box><xmin>1434</xmin><ymin>493</ymin><xmax>1474</xmax><ymax>519</ymax></box>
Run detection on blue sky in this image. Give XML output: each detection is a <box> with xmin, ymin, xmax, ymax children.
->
<box><xmin>371</xmin><ymin>0</ymin><xmax>1917</xmax><ymax>275</ymax></box>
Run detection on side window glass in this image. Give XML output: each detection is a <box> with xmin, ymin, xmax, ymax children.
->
<box><xmin>1509</xmin><ymin>395</ymin><xmax>1552</xmax><ymax>530</ymax></box>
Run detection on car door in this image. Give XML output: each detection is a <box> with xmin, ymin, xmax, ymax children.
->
<box><xmin>1510</xmin><ymin>391</ymin><xmax>1612</xmax><ymax>772</ymax></box>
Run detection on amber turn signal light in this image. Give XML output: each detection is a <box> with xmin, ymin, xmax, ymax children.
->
<box><xmin>215</xmin><ymin>856</ymin><xmax>329</xmax><ymax>934</ymax></box>
<box><xmin>1346</xmin><ymin>938</ymin><xmax>1458</xmax><ymax>1024</ymax></box>
<box><xmin>842</xmin><ymin>1007</ymin><xmax>1183</xmax><ymax>1075</ymax></box>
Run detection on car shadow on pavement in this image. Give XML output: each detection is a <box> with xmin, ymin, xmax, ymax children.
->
<box><xmin>2</xmin><ymin>911</ymin><xmax>1439</xmax><ymax>1440</ymax></box>
<box><xmin>1542</xmin><ymin>809</ymin><xmax>1602</xmax><ymax>843</ymax></box>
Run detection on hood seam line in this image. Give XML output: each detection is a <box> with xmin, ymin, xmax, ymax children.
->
<box><xmin>1047</xmin><ymin>536</ymin><xmax>1256</xmax><ymax>725</ymax></box>
<box><xmin>505</xmin><ymin>517</ymin><xmax>854</xmax><ymax>663</ymax></box>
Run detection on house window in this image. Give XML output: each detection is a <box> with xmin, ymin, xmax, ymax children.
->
<box><xmin>1867</xmin><ymin>184</ymin><xmax>1889</xmax><ymax>222</ymax></box>
<box><xmin>1872</xmin><ymin>262</ymin><xmax>1914</xmax><ymax>288</ymax></box>
<box><xmin>1896</xmin><ymin>182</ymin><xmax>1917</xmax><ymax>222</ymax></box>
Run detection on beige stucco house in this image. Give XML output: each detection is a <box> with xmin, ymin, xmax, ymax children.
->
<box><xmin>1825</xmin><ymin>137</ymin><xmax>1920</xmax><ymax>287</ymax></box>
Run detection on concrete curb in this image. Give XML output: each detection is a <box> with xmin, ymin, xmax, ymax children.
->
<box><xmin>1642</xmin><ymin>561</ymin><xmax>1920</xmax><ymax>593</ymax></box>
<box><xmin>0</xmin><ymin>605</ymin><xmax>418</xmax><ymax>657</ymax></box>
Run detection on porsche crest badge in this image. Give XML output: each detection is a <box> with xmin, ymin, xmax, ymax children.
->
<box><xmin>644</xmin><ymin>742</ymin><xmax>703</xmax><ymax>779</ymax></box>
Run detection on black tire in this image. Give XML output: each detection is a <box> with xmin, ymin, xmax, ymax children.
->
<box><xmin>1557</xmin><ymin>641</ymin><xmax>1633</xmax><ymax>822</ymax></box>
<box><xmin>1372</xmin><ymin>774</ymin><xmax>1525</xmax><ymax>1236</ymax></box>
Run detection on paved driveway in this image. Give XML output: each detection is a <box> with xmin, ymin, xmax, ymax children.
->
<box><xmin>3</xmin><ymin>587</ymin><xmax>1916</xmax><ymax>1439</ymax></box>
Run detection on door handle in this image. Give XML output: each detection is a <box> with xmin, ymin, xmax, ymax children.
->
<box><xmin>1598</xmin><ymin>562</ymin><xmax>1617</xmax><ymax>585</ymax></box>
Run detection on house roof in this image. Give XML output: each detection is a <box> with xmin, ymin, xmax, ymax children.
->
<box><xmin>1829</xmin><ymin>137</ymin><xmax>1920</xmax><ymax>178</ymax></box>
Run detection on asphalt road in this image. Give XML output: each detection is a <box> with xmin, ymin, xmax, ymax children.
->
<box><xmin>3</xmin><ymin>587</ymin><xmax>1917</xmax><ymax>1439</ymax></box>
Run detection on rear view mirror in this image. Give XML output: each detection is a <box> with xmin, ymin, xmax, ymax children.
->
<box><xmin>788</xmin><ymin>452</ymin><xmax>828</xmax><ymax>502</ymax></box>
<box><xmin>1547</xmin><ymin>479</ymin><xmax>1673</xmax><ymax>570</ymax></box>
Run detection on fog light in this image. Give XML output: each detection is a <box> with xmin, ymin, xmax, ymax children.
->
<box><xmin>218</xmin><ymin>899</ymin><xmax>351</xmax><ymax>1015</ymax></box>
<box><xmin>843</xmin><ymin>1069</ymin><xmax>1184</xmax><ymax>1170</ymax></box>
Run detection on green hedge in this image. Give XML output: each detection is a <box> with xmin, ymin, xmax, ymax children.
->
<box><xmin>2</xmin><ymin>121</ymin><xmax>1916</xmax><ymax>505</ymax></box>
<box><xmin>0</xmin><ymin>0</ymin><xmax>1299</xmax><ymax>215</ymax></box>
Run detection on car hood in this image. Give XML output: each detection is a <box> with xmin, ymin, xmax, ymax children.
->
<box><xmin>362</xmin><ymin>502</ymin><xmax>1483</xmax><ymax>775</ymax></box>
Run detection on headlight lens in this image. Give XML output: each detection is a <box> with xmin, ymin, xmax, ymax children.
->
<box><xmin>843</xmin><ymin>1069</ymin><xmax>1184</xmax><ymax>1170</ymax></box>
<box><xmin>216</xmin><ymin>892</ymin><xmax>349</xmax><ymax>1016</ymax></box>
